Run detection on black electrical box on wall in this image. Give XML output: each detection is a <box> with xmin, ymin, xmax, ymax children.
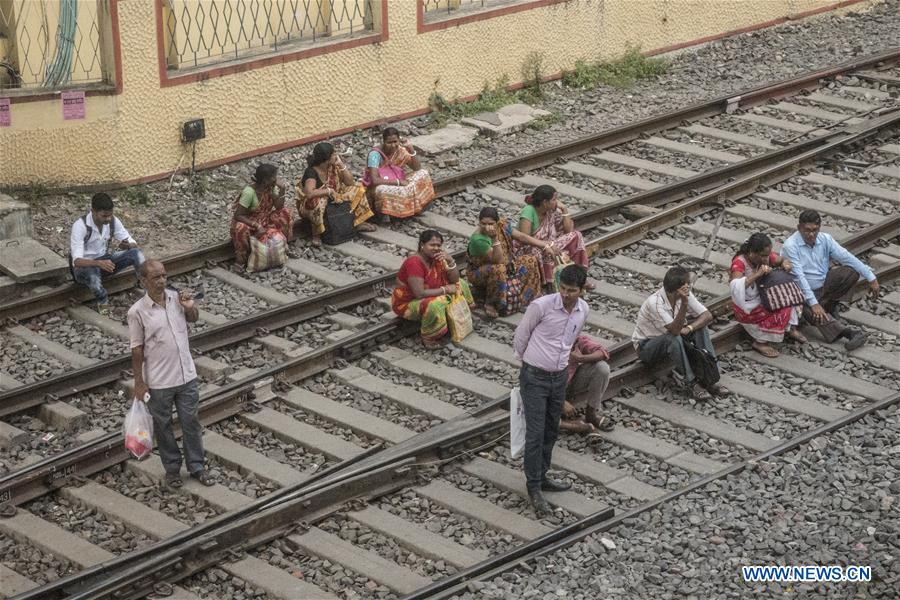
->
<box><xmin>182</xmin><ymin>118</ymin><xmax>206</xmax><ymax>142</ymax></box>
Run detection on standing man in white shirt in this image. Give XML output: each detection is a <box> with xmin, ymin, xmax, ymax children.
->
<box><xmin>70</xmin><ymin>193</ymin><xmax>144</xmax><ymax>314</ymax></box>
<box><xmin>513</xmin><ymin>265</ymin><xmax>590</xmax><ymax>516</ymax></box>
<box><xmin>128</xmin><ymin>259</ymin><xmax>213</xmax><ymax>488</ymax></box>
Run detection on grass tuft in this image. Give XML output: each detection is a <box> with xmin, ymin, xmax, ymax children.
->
<box><xmin>563</xmin><ymin>45</ymin><xmax>668</xmax><ymax>90</ymax></box>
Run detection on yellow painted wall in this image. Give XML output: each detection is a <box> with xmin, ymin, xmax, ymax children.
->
<box><xmin>0</xmin><ymin>0</ymin><xmax>880</xmax><ymax>187</ymax></box>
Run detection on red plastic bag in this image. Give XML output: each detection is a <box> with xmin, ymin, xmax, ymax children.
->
<box><xmin>123</xmin><ymin>398</ymin><xmax>153</xmax><ymax>459</ymax></box>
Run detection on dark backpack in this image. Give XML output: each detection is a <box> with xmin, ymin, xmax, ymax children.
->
<box><xmin>683</xmin><ymin>335</ymin><xmax>720</xmax><ymax>387</ymax></box>
<box><xmin>68</xmin><ymin>215</ymin><xmax>117</xmax><ymax>280</ymax></box>
<box><xmin>321</xmin><ymin>202</ymin><xmax>355</xmax><ymax>246</ymax></box>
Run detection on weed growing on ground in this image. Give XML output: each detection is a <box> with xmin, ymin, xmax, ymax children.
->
<box><xmin>520</xmin><ymin>50</ymin><xmax>546</xmax><ymax>101</ymax></box>
<box><xmin>563</xmin><ymin>45</ymin><xmax>668</xmax><ymax>89</ymax></box>
<box><xmin>428</xmin><ymin>76</ymin><xmax>519</xmax><ymax>127</ymax></box>
<box><xmin>527</xmin><ymin>110</ymin><xmax>563</xmax><ymax>131</ymax></box>
<box><xmin>119</xmin><ymin>184</ymin><xmax>152</xmax><ymax>205</ymax></box>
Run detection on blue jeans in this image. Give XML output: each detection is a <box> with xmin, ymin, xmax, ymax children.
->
<box><xmin>147</xmin><ymin>378</ymin><xmax>204</xmax><ymax>476</ymax></box>
<box><xmin>73</xmin><ymin>248</ymin><xmax>144</xmax><ymax>304</ymax></box>
<box><xmin>520</xmin><ymin>363</ymin><xmax>567</xmax><ymax>493</ymax></box>
<box><xmin>638</xmin><ymin>328</ymin><xmax>717</xmax><ymax>385</ymax></box>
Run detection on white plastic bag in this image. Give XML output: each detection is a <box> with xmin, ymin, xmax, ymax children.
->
<box><xmin>123</xmin><ymin>398</ymin><xmax>154</xmax><ymax>460</ymax></box>
<box><xmin>509</xmin><ymin>387</ymin><xmax>526</xmax><ymax>459</ymax></box>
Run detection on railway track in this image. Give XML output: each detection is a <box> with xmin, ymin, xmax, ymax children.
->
<box><xmin>0</xmin><ymin>54</ymin><xmax>898</xmax><ymax>600</ymax></box>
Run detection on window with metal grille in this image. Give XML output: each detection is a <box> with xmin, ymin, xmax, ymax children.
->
<box><xmin>162</xmin><ymin>0</ymin><xmax>378</xmax><ymax>72</ymax></box>
<box><xmin>0</xmin><ymin>0</ymin><xmax>114</xmax><ymax>92</ymax></box>
<box><xmin>421</xmin><ymin>0</ymin><xmax>533</xmax><ymax>22</ymax></box>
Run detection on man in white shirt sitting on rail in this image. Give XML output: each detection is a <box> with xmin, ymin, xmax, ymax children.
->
<box><xmin>632</xmin><ymin>266</ymin><xmax>726</xmax><ymax>400</ymax></box>
<box><xmin>69</xmin><ymin>193</ymin><xmax>144</xmax><ymax>314</ymax></box>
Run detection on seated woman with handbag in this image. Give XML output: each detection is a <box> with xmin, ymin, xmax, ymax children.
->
<box><xmin>467</xmin><ymin>207</ymin><xmax>543</xmax><ymax>318</ymax></box>
<box><xmin>297</xmin><ymin>142</ymin><xmax>377</xmax><ymax>248</ymax></box>
<box><xmin>730</xmin><ymin>233</ymin><xmax>807</xmax><ymax>358</ymax></box>
<box><xmin>513</xmin><ymin>184</ymin><xmax>592</xmax><ymax>290</ymax></box>
<box><xmin>231</xmin><ymin>164</ymin><xmax>294</xmax><ymax>268</ymax></box>
<box><xmin>392</xmin><ymin>230</ymin><xmax>473</xmax><ymax>350</ymax></box>
<box><xmin>362</xmin><ymin>127</ymin><xmax>435</xmax><ymax>220</ymax></box>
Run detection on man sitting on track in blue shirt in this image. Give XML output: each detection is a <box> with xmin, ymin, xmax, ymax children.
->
<box><xmin>780</xmin><ymin>209</ymin><xmax>878</xmax><ymax>350</ymax></box>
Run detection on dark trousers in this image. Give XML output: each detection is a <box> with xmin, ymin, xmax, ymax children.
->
<box><xmin>802</xmin><ymin>265</ymin><xmax>858</xmax><ymax>342</ymax></box>
<box><xmin>638</xmin><ymin>328</ymin><xmax>717</xmax><ymax>385</ymax></box>
<box><xmin>148</xmin><ymin>378</ymin><xmax>204</xmax><ymax>475</ymax></box>
<box><xmin>520</xmin><ymin>363</ymin><xmax>567</xmax><ymax>492</ymax></box>
<box><xmin>72</xmin><ymin>248</ymin><xmax>144</xmax><ymax>304</ymax></box>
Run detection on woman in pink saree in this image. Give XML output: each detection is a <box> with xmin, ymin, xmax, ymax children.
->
<box><xmin>513</xmin><ymin>184</ymin><xmax>590</xmax><ymax>287</ymax></box>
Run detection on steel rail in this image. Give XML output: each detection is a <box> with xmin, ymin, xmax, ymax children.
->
<box><xmin>4</xmin><ymin>109</ymin><xmax>896</xmax><ymax>418</ymax></box>
<box><xmin>2</xmin><ymin>47</ymin><xmax>897</xmax><ymax>324</ymax></box>
<box><xmin>0</xmin><ymin>318</ymin><xmax>417</xmax><ymax>506</ymax></box>
<box><xmin>8</xmin><ymin>249</ymin><xmax>896</xmax><ymax>600</ymax></box>
<box><xmin>413</xmin><ymin>391</ymin><xmax>900</xmax><ymax>600</ymax></box>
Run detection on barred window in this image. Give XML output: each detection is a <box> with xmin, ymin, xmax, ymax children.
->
<box><xmin>162</xmin><ymin>0</ymin><xmax>378</xmax><ymax>72</ymax></box>
<box><xmin>0</xmin><ymin>0</ymin><xmax>115</xmax><ymax>93</ymax></box>
<box><xmin>421</xmin><ymin>0</ymin><xmax>534</xmax><ymax>23</ymax></box>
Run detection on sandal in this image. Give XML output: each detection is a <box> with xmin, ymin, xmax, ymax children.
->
<box><xmin>559</xmin><ymin>419</ymin><xmax>595</xmax><ymax>435</ymax></box>
<box><xmin>786</xmin><ymin>329</ymin><xmax>808</xmax><ymax>344</ymax></box>
<box><xmin>356</xmin><ymin>222</ymin><xmax>377</xmax><ymax>232</ymax></box>
<box><xmin>190</xmin><ymin>470</ymin><xmax>215</xmax><ymax>487</ymax></box>
<box><xmin>165</xmin><ymin>473</ymin><xmax>183</xmax><ymax>488</ymax></box>
<box><xmin>752</xmin><ymin>341</ymin><xmax>779</xmax><ymax>358</ymax></box>
<box><xmin>590</xmin><ymin>416</ymin><xmax>615</xmax><ymax>432</ymax></box>
<box><xmin>422</xmin><ymin>338</ymin><xmax>442</xmax><ymax>351</ymax></box>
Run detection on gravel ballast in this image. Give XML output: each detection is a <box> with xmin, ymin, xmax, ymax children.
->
<box><xmin>20</xmin><ymin>1</ymin><xmax>900</xmax><ymax>265</ymax></box>
<box><xmin>456</xmin><ymin>404</ymin><xmax>900</xmax><ymax>599</ymax></box>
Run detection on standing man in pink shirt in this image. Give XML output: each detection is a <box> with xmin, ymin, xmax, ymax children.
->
<box><xmin>128</xmin><ymin>259</ymin><xmax>214</xmax><ymax>488</ymax></box>
<box><xmin>513</xmin><ymin>265</ymin><xmax>589</xmax><ymax>516</ymax></box>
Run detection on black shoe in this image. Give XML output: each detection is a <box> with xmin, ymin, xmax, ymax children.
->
<box><xmin>540</xmin><ymin>477</ymin><xmax>572</xmax><ymax>492</ymax></box>
<box><xmin>528</xmin><ymin>489</ymin><xmax>552</xmax><ymax>517</ymax></box>
<box><xmin>843</xmin><ymin>329</ymin><xmax>867</xmax><ymax>351</ymax></box>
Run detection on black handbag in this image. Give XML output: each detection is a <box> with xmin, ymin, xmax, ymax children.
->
<box><xmin>756</xmin><ymin>268</ymin><xmax>804</xmax><ymax>312</ymax></box>
<box><xmin>321</xmin><ymin>201</ymin><xmax>355</xmax><ymax>245</ymax></box>
<box><xmin>683</xmin><ymin>336</ymin><xmax>720</xmax><ymax>387</ymax></box>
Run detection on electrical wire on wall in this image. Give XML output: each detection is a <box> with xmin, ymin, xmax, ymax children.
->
<box><xmin>43</xmin><ymin>0</ymin><xmax>77</xmax><ymax>87</ymax></box>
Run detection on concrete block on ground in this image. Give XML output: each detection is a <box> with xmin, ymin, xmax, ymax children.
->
<box><xmin>7</xmin><ymin>325</ymin><xmax>94</xmax><ymax>368</ymax></box>
<box><xmin>206</xmin><ymin>267</ymin><xmax>296</xmax><ymax>305</ymax></box>
<box><xmin>39</xmin><ymin>401</ymin><xmax>89</xmax><ymax>432</ymax></box>
<box><xmin>409</xmin><ymin>124</ymin><xmax>479</xmax><ymax>155</ymax></box>
<box><xmin>0</xmin><ymin>238</ymin><xmax>68</xmax><ymax>282</ymax></box>
<box><xmin>462</xmin><ymin>103</ymin><xmax>551</xmax><ymax>136</ymax></box>
<box><xmin>0</xmin><ymin>194</ymin><xmax>32</xmax><ymax>240</ymax></box>
<box><xmin>0</xmin><ymin>275</ymin><xmax>18</xmax><ymax>302</ymax></box>
<box><xmin>227</xmin><ymin>367</ymin><xmax>259</xmax><ymax>383</ymax></box>
<box><xmin>0</xmin><ymin>509</ymin><xmax>113</xmax><ymax>568</ymax></box>
<box><xmin>194</xmin><ymin>355</ymin><xmax>230</xmax><ymax>380</ymax></box>
<box><xmin>325</xmin><ymin>312</ymin><xmax>367</xmax><ymax>330</ymax></box>
<box><xmin>0</xmin><ymin>421</ymin><xmax>28</xmax><ymax>449</ymax></box>
<box><xmin>65</xmin><ymin>305</ymin><xmax>129</xmax><ymax>340</ymax></box>
<box><xmin>224</xmin><ymin>555</ymin><xmax>337</xmax><ymax>600</ymax></box>
<box><xmin>0</xmin><ymin>564</ymin><xmax>38</xmax><ymax>598</ymax></box>
<box><xmin>0</xmin><ymin>370</ymin><xmax>23</xmax><ymax>391</ymax></box>
<box><xmin>325</xmin><ymin>328</ymin><xmax>355</xmax><ymax>343</ymax></box>
<box><xmin>75</xmin><ymin>428</ymin><xmax>109</xmax><ymax>444</ymax></box>
<box><xmin>125</xmin><ymin>459</ymin><xmax>252</xmax><ymax>512</ymax></box>
<box><xmin>256</xmin><ymin>334</ymin><xmax>300</xmax><ymax>357</ymax></box>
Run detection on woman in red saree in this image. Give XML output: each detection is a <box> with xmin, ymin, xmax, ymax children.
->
<box><xmin>392</xmin><ymin>230</ymin><xmax>473</xmax><ymax>349</ymax></box>
<box><xmin>231</xmin><ymin>164</ymin><xmax>294</xmax><ymax>266</ymax></box>
<box><xmin>730</xmin><ymin>232</ymin><xmax>806</xmax><ymax>357</ymax></box>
